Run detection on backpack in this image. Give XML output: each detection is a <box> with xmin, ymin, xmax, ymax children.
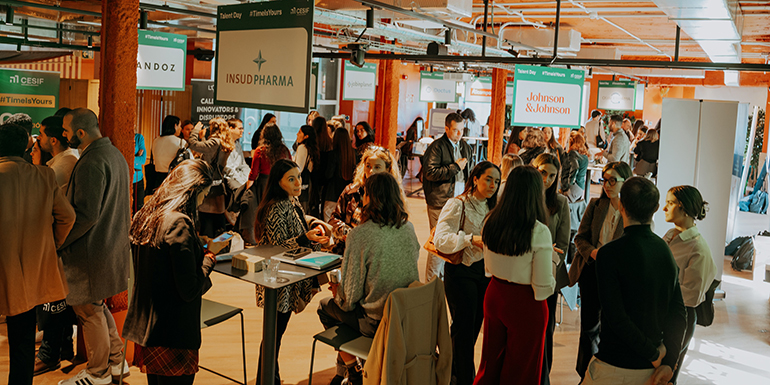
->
<box><xmin>730</xmin><ymin>236</ymin><xmax>755</xmax><ymax>272</ymax></box>
<box><xmin>168</xmin><ymin>142</ymin><xmax>191</xmax><ymax>172</ymax></box>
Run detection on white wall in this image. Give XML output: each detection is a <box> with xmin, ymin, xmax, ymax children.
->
<box><xmin>694</xmin><ymin>86</ymin><xmax>767</xmax><ymax>110</ymax></box>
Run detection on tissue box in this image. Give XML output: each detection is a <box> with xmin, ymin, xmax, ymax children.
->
<box><xmin>232</xmin><ymin>253</ymin><xmax>265</xmax><ymax>272</ymax></box>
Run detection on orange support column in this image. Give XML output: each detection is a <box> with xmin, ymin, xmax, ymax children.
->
<box><xmin>488</xmin><ymin>68</ymin><xmax>507</xmax><ymax>165</ymax></box>
<box><xmin>764</xmin><ymin>87</ymin><xmax>770</xmax><ymax>153</ymax></box>
<box><xmin>376</xmin><ymin>60</ymin><xmax>401</xmax><ymax>154</ymax></box>
<box><xmin>99</xmin><ymin>0</ymin><xmax>138</xmax><ymax>170</ymax></box>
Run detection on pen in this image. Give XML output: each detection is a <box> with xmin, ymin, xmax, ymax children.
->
<box><xmin>278</xmin><ymin>270</ymin><xmax>306</xmax><ymax>276</ymax></box>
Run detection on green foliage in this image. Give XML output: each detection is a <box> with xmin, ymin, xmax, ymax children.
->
<box><xmin>745</xmin><ymin>108</ymin><xmax>765</xmax><ymax>171</ymax></box>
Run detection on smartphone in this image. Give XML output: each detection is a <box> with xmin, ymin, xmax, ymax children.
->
<box><xmin>284</xmin><ymin>247</ymin><xmax>312</xmax><ymax>260</ymax></box>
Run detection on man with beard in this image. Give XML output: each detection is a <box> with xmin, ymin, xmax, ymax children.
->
<box><xmin>58</xmin><ymin>108</ymin><xmax>132</xmax><ymax>385</ymax></box>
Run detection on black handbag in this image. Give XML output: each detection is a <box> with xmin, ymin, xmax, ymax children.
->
<box><xmin>695</xmin><ymin>279</ymin><xmax>721</xmax><ymax>327</ymax></box>
<box><xmin>144</xmin><ymin>151</ymin><xmax>159</xmax><ymax>194</ymax></box>
<box><xmin>168</xmin><ymin>141</ymin><xmax>191</xmax><ymax>172</ymax></box>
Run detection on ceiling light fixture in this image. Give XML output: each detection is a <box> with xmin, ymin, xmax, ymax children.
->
<box><xmin>445</xmin><ymin>29</ymin><xmax>452</xmax><ymax>45</ymax></box>
<box><xmin>5</xmin><ymin>7</ymin><xmax>13</xmax><ymax>25</ymax></box>
<box><xmin>87</xmin><ymin>36</ymin><xmax>93</xmax><ymax>48</ymax></box>
<box><xmin>508</xmin><ymin>48</ymin><xmax>519</xmax><ymax>58</ymax></box>
<box><xmin>140</xmin><ymin>10</ymin><xmax>148</xmax><ymax>29</ymax></box>
<box><xmin>366</xmin><ymin>8</ymin><xmax>374</xmax><ymax>29</ymax></box>
<box><xmin>350</xmin><ymin>44</ymin><xmax>368</xmax><ymax>68</ymax></box>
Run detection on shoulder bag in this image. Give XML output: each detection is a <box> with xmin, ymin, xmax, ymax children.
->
<box><xmin>143</xmin><ymin>150</ymin><xmax>159</xmax><ymax>194</ymax></box>
<box><xmin>168</xmin><ymin>138</ymin><xmax>191</xmax><ymax>172</ymax></box>
<box><xmin>423</xmin><ymin>199</ymin><xmax>467</xmax><ymax>265</ymax></box>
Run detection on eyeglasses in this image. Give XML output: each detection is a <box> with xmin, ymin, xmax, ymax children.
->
<box><xmin>600</xmin><ymin>177</ymin><xmax>625</xmax><ymax>187</ymax></box>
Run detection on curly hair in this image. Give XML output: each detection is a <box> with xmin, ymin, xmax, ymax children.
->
<box><xmin>208</xmin><ymin>117</ymin><xmax>235</xmax><ymax>152</ymax></box>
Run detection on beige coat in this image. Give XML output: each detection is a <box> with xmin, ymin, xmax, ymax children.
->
<box><xmin>363</xmin><ymin>278</ymin><xmax>452</xmax><ymax>385</ymax></box>
<box><xmin>0</xmin><ymin>156</ymin><xmax>75</xmax><ymax>316</ymax></box>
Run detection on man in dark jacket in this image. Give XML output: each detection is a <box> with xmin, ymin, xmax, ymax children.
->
<box><xmin>421</xmin><ymin>112</ymin><xmax>472</xmax><ymax>282</ymax></box>
<box><xmin>58</xmin><ymin>108</ymin><xmax>131</xmax><ymax>385</ymax></box>
<box><xmin>584</xmin><ymin>177</ymin><xmax>686</xmax><ymax>385</ymax></box>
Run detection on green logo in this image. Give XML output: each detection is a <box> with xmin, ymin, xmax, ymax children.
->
<box><xmin>253</xmin><ymin>51</ymin><xmax>266</xmax><ymax>71</ymax></box>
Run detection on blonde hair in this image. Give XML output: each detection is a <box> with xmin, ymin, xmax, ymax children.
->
<box><xmin>501</xmin><ymin>153</ymin><xmax>523</xmax><ymax>181</ymax></box>
<box><xmin>353</xmin><ymin>146</ymin><xmax>402</xmax><ymax>187</ymax></box>
<box><xmin>208</xmin><ymin>117</ymin><xmax>235</xmax><ymax>152</ymax></box>
<box><xmin>644</xmin><ymin>128</ymin><xmax>659</xmax><ymax>142</ymax></box>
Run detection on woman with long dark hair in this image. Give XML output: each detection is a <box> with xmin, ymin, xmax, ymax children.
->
<box><xmin>124</xmin><ymin>160</ymin><xmax>216</xmax><ymax>385</ymax></box>
<box><xmin>542</xmin><ymin>127</ymin><xmax>566</xmax><ymax>171</ymax></box>
<box><xmin>562</xmin><ymin>132</ymin><xmax>590</xmax><ymax>250</ymax></box>
<box><xmin>568</xmin><ymin>161</ymin><xmax>632</xmax><ymax>381</ymax></box>
<box><xmin>354</xmin><ymin>121</ymin><xmax>375</xmax><ymax>162</ymax></box>
<box><xmin>662</xmin><ymin>185</ymin><xmax>716</xmax><ymax>384</ymax></box>
<box><xmin>633</xmin><ymin>129</ymin><xmax>659</xmax><ymax>177</ymax></box>
<box><xmin>505</xmin><ymin>126</ymin><xmax>527</xmax><ymax>155</ymax></box>
<box><xmin>251</xmin><ymin>113</ymin><xmax>276</xmax><ymax>151</ymax></box>
<box><xmin>253</xmin><ymin>159</ymin><xmax>329</xmax><ymax>385</ymax></box>
<box><xmin>295</xmin><ymin>125</ymin><xmax>320</xmax><ymax>215</ymax></box>
<box><xmin>475</xmin><ymin>166</ymin><xmax>555</xmax><ymax>385</ymax></box>
<box><xmin>434</xmin><ymin>161</ymin><xmax>501</xmax><ymax>385</ymax></box>
<box><xmin>323</xmin><ymin>127</ymin><xmax>357</xmax><ymax>222</ymax></box>
<box><xmin>531</xmin><ymin>153</ymin><xmax>570</xmax><ymax>385</ymax></box>
<box><xmin>239</xmin><ymin>124</ymin><xmax>292</xmax><ymax>244</ymax></box>
<box><xmin>312</xmin><ymin>116</ymin><xmax>334</xmax><ymax>218</ymax></box>
<box><xmin>318</xmin><ymin>172</ymin><xmax>420</xmax><ymax>385</ymax></box>
<box><xmin>188</xmin><ymin>117</ymin><xmax>236</xmax><ymax>237</ymax></box>
<box><xmin>329</xmin><ymin>146</ymin><xmax>403</xmax><ymax>253</ymax></box>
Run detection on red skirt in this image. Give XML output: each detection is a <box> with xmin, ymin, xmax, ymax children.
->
<box><xmin>133</xmin><ymin>344</ymin><xmax>199</xmax><ymax>376</ymax></box>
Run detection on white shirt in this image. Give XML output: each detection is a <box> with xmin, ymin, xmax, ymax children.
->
<box><xmin>225</xmin><ymin>140</ymin><xmax>249</xmax><ymax>188</ymax></box>
<box><xmin>294</xmin><ymin>144</ymin><xmax>314</xmax><ymax>172</ymax></box>
<box><xmin>152</xmin><ymin>135</ymin><xmax>186</xmax><ymax>173</ymax></box>
<box><xmin>484</xmin><ymin>221</ymin><xmax>556</xmax><ymax>300</ymax></box>
<box><xmin>599</xmin><ymin>203</ymin><xmax>621</xmax><ymax>247</ymax></box>
<box><xmin>47</xmin><ymin>148</ymin><xmax>79</xmax><ymax>192</ymax></box>
<box><xmin>585</xmin><ymin>118</ymin><xmax>604</xmax><ymax>149</ymax></box>
<box><xmin>434</xmin><ymin>195</ymin><xmax>488</xmax><ymax>266</ymax></box>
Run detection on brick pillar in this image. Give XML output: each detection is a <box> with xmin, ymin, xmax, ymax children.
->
<box><xmin>376</xmin><ymin>60</ymin><xmax>400</xmax><ymax>154</ymax></box>
<box><xmin>100</xmin><ymin>0</ymin><xmax>138</xmax><ymax>173</ymax></box>
<box><xmin>488</xmin><ymin>68</ymin><xmax>507</xmax><ymax>165</ymax></box>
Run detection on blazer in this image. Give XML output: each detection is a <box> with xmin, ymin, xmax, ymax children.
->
<box><xmin>0</xmin><ymin>157</ymin><xmax>76</xmax><ymax>316</ymax></box>
<box><xmin>568</xmin><ymin>197</ymin><xmax>624</xmax><ymax>286</ymax></box>
<box><xmin>123</xmin><ymin>213</ymin><xmax>215</xmax><ymax>350</ymax></box>
<box><xmin>59</xmin><ymin>137</ymin><xmax>132</xmax><ymax>306</ymax></box>
<box><xmin>363</xmin><ymin>278</ymin><xmax>452</xmax><ymax>385</ymax></box>
<box><xmin>422</xmin><ymin>134</ymin><xmax>472</xmax><ymax>208</ymax></box>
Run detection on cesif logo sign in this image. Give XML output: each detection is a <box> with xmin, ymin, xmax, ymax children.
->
<box><xmin>9</xmin><ymin>74</ymin><xmax>45</xmax><ymax>86</ymax></box>
<box><xmin>290</xmin><ymin>7</ymin><xmax>310</xmax><ymax>16</ymax></box>
<box><xmin>225</xmin><ymin>50</ymin><xmax>294</xmax><ymax>87</ymax></box>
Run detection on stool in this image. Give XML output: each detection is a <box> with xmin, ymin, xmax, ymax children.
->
<box><xmin>200</xmin><ymin>298</ymin><xmax>247</xmax><ymax>385</ymax></box>
<box><xmin>308</xmin><ymin>325</ymin><xmax>373</xmax><ymax>385</ymax></box>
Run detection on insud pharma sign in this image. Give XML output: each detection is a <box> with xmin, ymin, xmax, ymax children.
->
<box><xmin>136</xmin><ymin>30</ymin><xmax>187</xmax><ymax>91</ymax></box>
<box><xmin>215</xmin><ymin>0</ymin><xmax>314</xmax><ymax>113</ymax></box>
<box><xmin>511</xmin><ymin>64</ymin><xmax>584</xmax><ymax>128</ymax></box>
<box><xmin>0</xmin><ymin>68</ymin><xmax>60</xmax><ymax>134</ymax></box>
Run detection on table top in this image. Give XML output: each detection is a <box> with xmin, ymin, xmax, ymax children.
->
<box><xmin>463</xmin><ymin>136</ymin><xmax>489</xmax><ymax>141</ymax></box>
<box><xmin>213</xmin><ymin>245</ymin><xmax>335</xmax><ymax>289</ymax></box>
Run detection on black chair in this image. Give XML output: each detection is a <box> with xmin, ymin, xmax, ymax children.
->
<box><xmin>200</xmin><ymin>298</ymin><xmax>247</xmax><ymax>385</ymax></box>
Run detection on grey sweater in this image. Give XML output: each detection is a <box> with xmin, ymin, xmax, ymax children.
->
<box><xmin>336</xmin><ymin>220</ymin><xmax>420</xmax><ymax>321</ymax></box>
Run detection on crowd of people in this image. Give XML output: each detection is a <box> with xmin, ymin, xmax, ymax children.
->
<box><xmin>0</xmin><ymin>106</ymin><xmax>712</xmax><ymax>385</ymax></box>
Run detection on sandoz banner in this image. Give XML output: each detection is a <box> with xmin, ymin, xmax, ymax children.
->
<box><xmin>597</xmin><ymin>80</ymin><xmax>636</xmax><ymax>110</ymax></box>
<box><xmin>0</xmin><ymin>68</ymin><xmax>59</xmax><ymax>134</ymax></box>
<box><xmin>343</xmin><ymin>62</ymin><xmax>376</xmax><ymax>101</ymax></box>
<box><xmin>511</xmin><ymin>64</ymin><xmax>584</xmax><ymax>128</ymax></box>
<box><xmin>465</xmin><ymin>77</ymin><xmax>515</xmax><ymax>104</ymax></box>
<box><xmin>420</xmin><ymin>72</ymin><xmax>457</xmax><ymax>103</ymax></box>
<box><xmin>137</xmin><ymin>30</ymin><xmax>187</xmax><ymax>91</ymax></box>
<box><xmin>215</xmin><ymin>0</ymin><xmax>314</xmax><ymax>113</ymax></box>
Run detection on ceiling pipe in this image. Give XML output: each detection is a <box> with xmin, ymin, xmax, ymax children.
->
<box><xmin>569</xmin><ymin>0</ymin><xmax>672</xmax><ymax>59</ymax></box>
<box><xmin>312</xmin><ymin>51</ymin><xmax>770</xmax><ymax>72</ymax></box>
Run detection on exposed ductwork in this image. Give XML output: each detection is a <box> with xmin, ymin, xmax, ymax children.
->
<box><xmin>652</xmin><ymin>0</ymin><xmax>743</xmax><ymax>63</ymax></box>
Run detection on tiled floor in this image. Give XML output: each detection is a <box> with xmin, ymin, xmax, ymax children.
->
<box><xmin>3</xmin><ymin>186</ymin><xmax>770</xmax><ymax>385</ymax></box>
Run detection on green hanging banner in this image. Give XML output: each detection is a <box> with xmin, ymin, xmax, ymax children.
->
<box><xmin>0</xmin><ymin>68</ymin><xmax>60</xmax><ymax>134</ymax></box>
<box><xmin>511</xmin><ymin>64</ymin><xmax>584</xmax><ymax>128</ymax></box>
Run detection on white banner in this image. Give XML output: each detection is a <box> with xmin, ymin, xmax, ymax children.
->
<box><xmin>420</xmin><ymin>72</ymin><xmax>456</xmax><ymax>103</ymax></box>
<box><xmin>343</xmin><ymin>62</ymin><xmax>376</xmax><ymax>101</ymax></box>
<box><xmin>137</xmin><ymin>31</ymin><xmax>186</xmax><ymax>91</ymax></box>
<box><xmin>512</xmin><ymin>80</ymin><xmax>582</xmax><ymax>127</ymax></box>
<box><xmin>597</xmin><ymin>85</ymin><xmax>636</xmax><ymax>110</ymax></box>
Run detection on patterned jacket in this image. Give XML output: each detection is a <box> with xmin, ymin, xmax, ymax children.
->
<box><xmin>255</xmin><ymin>198</ymin><xmax>320</xmax><ymax>313</ymax></box>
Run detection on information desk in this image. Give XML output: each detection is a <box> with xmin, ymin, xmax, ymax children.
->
<box><xmin>214</xmin><ymin>245</ymin><xmax>338</xmax><ymax>385</ymax></box>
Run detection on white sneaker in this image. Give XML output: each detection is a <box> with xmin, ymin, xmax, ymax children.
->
<box><xmin>58</xmin><ymin>369</ymin><xmax>111</xmax><ymax>385</ymax></box>
<box><xmin>111</xmin><ymin>360</ymin><xmax>130</xmax><ymax>383</ymax></box>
